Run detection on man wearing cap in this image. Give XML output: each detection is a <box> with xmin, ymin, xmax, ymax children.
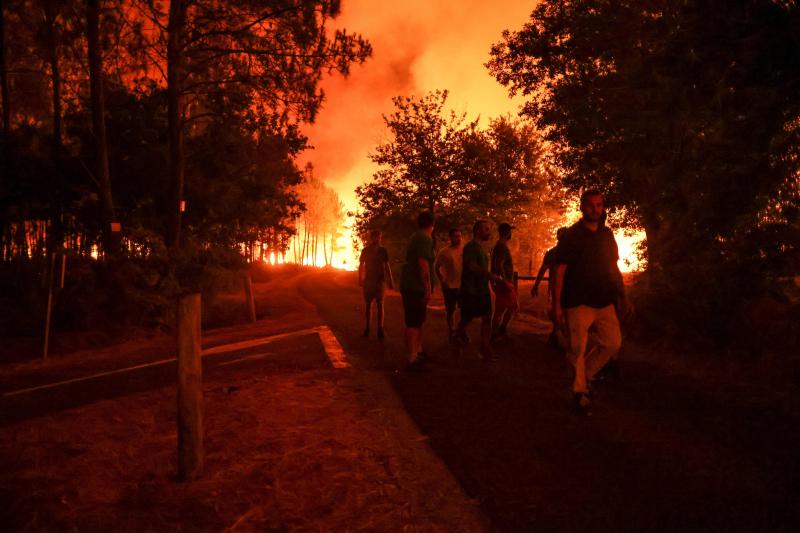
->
<box><xmin>491</xmin><ymin>222</ymin><xmax>519</xmax><ymax>340</ymax></box>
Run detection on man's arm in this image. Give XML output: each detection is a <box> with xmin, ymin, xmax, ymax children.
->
<box><xmin>418</xmin><ymin>258</ymin><xmax>432</xmax><ymax>302</ymax></box>
<box><xmin>358</xmin><ymin>259</ymin><xmax>365</xmax><ymax>287</ymax></box>
<box><xmin>384</xmin><ymin>260</ymin><xmax>394</xmax><ymax>290</ymax></box>
<box><xmin>532</xmin><ymin>259</ymin><xmax>549</xmax><ymax>296</ymax></box>
<box><xmin>467</xmin><ymin>253</ymin><xmax>501</xmax><ymax>283</ymax></box>
<box><xmin>434</xmin><ymin>252</ymin><xmax>447</xmax><ymax>288</ymax></box>
<box><xmin>552</xmin><ymin>263</ymin><xmax>567</xmax><ymax>331</ymax></box>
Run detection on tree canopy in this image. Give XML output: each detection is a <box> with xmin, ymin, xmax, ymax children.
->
<box><xmin>488</xmin><ymin>0</ymin><xmax>800</xmax><ymax>337</ymax></box>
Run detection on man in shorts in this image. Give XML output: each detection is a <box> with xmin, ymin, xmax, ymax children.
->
<box><xmin>399</xmin><ymin>211</ymin><xmax>435</xmax><ymax>370</ymax></box>
<box><xmin>490</xmin><ymin>222</ymin><xmax>519</xmax><ymax>340</ymax></box>
<box><xmin>435</xmin><ymin>227</ymin><xmax>463</xmax><ymax>340</ymax></box>
<box><xmin>533</xmin><ymin>227</ymin><xmax>568</xmax><ymax>350</ymax></box>
<box><xmin>455</xmin><ymin>220</ymin><xmax>502</xmax><ymax>360</ymax></box>
<box><xmin>552</xmin><ymin>190</ymin><xmax>633</xmax><ymax>415</ymax></box>
<box><xmin>358</xmin><ymin>229</ymin><xmax>393</xmax><ymax>339</ymax></box>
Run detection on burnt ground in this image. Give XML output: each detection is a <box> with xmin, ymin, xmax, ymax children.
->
<box><xmin>0</xmin><ymin>266</ymin><xmax>799</xmax><ymax>531</ymax></box>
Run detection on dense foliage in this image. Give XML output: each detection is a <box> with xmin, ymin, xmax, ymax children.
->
<box><xmin>356</xmin><ymin>90</ymin><xmax>563</xmax><ymax>267</ymax></box>
<box><xmin>488</xmin><ymin>0</ymin><xmax>800</xmax><ymax>343</ymax></box>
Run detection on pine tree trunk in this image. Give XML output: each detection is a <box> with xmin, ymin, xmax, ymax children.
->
<box><xmin>165</xmin><ymin>0</ymin><xmax>187</xmax><ymax>249</ymax></box>
<box><xmin>44</xmin><ymin>1</ymin><xmax>64</xmax><ymax>255</ymax></box>
<box><xmin>87</xmin><ymin>0</ymin><xmax>117</xmax><ymax>256</ymax></box>
<box><xmin>0</xmin><ymin>0</ymin><xmax>9</xmax><ymax>136</ymax></box>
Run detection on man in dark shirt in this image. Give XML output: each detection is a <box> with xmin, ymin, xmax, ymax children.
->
<box><xmin>553</xmin><ymin>190</ymin><xmax>633</xmax><ymax>415</ymax></box>
<box><xmin>399</xmin><ymin>211</ymin><xmax>435</xmax><ymax>370</ymax></box>
<box><xmin>490</xmin><ymin>222</ymin><xmax>518</xmax><ymax>340</ymax></box>
<box><xmin>455</xmin><ymin>220</ymin><xmax>503</xmax><ymax>360</ymax></box>
<box><xmin>359</xmin><ymin>229</ymin><xmax>394</xmax><ymax>339</ymax></box>
<box><xmin>532</xmin><ymin>226</ymin><xmax>568</xmax><ymax>300</ymax></box>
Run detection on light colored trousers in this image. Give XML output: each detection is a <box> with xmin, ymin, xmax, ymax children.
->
<box><xmin>565</xmin><ymin>304</ymin><xmax>622</xmax><ymax>393</ymax></box>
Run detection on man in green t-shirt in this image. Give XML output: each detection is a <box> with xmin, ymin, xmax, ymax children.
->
<box><xmin>399</xmin><ymin>211</ymin><xmax>436</xmax><ymax>370</ymax></box>
<box><xmin>455</xmin><ymin>220</ymin><xmax>503</xmax><ymax>360</ymax></box>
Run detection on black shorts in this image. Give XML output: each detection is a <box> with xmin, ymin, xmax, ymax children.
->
<box><xmin>401</xmin><ymin>290</ymin><xmax>427</xmax><ymax>328</ymax></box>
<box><xmin>363</xmin><ymin>280</ymin><xmax>386</xmax><ymax>302</ymax></box>
<box><xmin>459</xmin><ymin>292</ymin><xmax>492</xmax><ymax>320</ymax></box>
<box><xmin>442</xmin><ymin>288</ymin><xmax>460</xmax><ymax>313</ymax></box>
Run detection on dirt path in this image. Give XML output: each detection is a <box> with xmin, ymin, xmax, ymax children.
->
<box><xmin>299</xmin><ymin>269</ymin><xmax>800</xmax><ymax>531</ymax></box>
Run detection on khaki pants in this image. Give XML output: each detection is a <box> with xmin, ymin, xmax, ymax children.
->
<box><xmin>565</xmin><ymin>305</ymin><xmax>622</xmax><ymax>394</ymax></box>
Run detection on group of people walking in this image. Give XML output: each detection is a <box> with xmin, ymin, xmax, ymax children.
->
<box><xmin>358</xmin><ymin>190</ymin><xmax>632</xmax><ymax>415</ymax></box>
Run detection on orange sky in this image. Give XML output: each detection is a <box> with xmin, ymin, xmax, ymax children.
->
<box><xmin>300</xmin><ymin>0</ymin><xmax>536</xmax><ymax>214</ymax></box>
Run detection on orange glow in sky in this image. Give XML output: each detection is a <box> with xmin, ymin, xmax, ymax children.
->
<box><xmin>299</xmin><ymin>0</ymin><xmax>535</xmax><ymax>269</ymax></box>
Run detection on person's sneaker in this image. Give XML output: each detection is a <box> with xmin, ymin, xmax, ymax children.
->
<box><xmin>478</xmin><ymin>348</ymin><xmax>498</xmax><ymax>362</ymax></box>
<box><xmin>405</xmin><ymin>357</ymin><xmax>428</xmax><ymax>372</ymax></box>
<box><xmin>362</xmin><ymin>328</ymin><xmax>369</xmax><ymax>338</ymax></box>
<box><xmin>596</xmin><ymin>359</ymin><xmax>621</xmax><ymax>381</ymax></box>
<box><xmin>573</xmin><ymin>393</ymin><xmax>592</xmax><ymax>416</ymax></box>
<box><xmin>377</xmin><ymin>328</ymin><xmax>385</xmax><ymax>340</ymax></box>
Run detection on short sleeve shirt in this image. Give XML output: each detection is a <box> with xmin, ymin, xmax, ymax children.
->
<box><xmin>435</xmin><ymin>245</ymin><xmax>462</xmax><ymax>289</ymax></box>
<box><xmin>400</xmin><ymin>231</ymin><xmax>435</xmax><ymax>293</ymax></box>
<box><xmin>359</xmin><ymin>244</ymin><xmax>389</xmax><ymax>284</ymax></box>
<box><xmin>461</xmin><ymin>240</ymin><xmax>490</xmax><ymax>296</ymax></box>
<box><xmin>491</xmin><ymin>241</ymin><xmax>514</xmax><ymax>291</ymax></box>
<box><xmin>556</xmin><ymin>222</ymin><xmax>620</xmax><ymax>309</ymax></box>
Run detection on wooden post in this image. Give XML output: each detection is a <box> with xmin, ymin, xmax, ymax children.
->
<box><xmin>177</xmin><ymin>293</ymin><xmax>203</xmax><ymax>481</ymax></box>
<box><xmin>243</xmin><ymin>273</ymin><xmax>256</xmax><ymax>322</ymax></box>
<box><xmin>43</xmin><ymin>252</ymin><xmax>57</xmax><ymax>358</ymax></box>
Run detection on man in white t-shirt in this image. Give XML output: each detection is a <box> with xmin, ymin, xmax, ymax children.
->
<box><xmin>435</xmin><ymin>228</ymin><xmax>463</xmax><ymax>340</ymax></box>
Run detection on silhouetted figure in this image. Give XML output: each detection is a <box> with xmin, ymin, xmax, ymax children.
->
<box><xmin>400</xmin><ymin>211</ymin><xmax>436</xmax><ymax>371</ymax></box>
<box><xmin>435</xmin><ymin>227</ymin><xmax>463</xmax><ymax>340</ymax></box>
<box><xmin>359</xmin><ymin>229</ymin><xmax>394</xmax><ymax>339</ymax></box>
<box><xmin>552</xmin><ymin>190</ymin><xmax>633</xmax><ymax>416</ymax></box>
<box><xmin>533</xmin><ymin>226</ymin><xmax>568</xmax><ymax>350</ymax></box>
<box><xmin>455</xmin><ymin>220</ymin><xmax>502</xmax><ymax>360</ymax></box>
<box><xmin>491</xmin><ymin>222</ymin><xmax>518</xmax><ymax>340</ymax></box>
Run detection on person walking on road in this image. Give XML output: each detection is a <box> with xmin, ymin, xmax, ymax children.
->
<box><xmin>533</xmin><ymin>227</ymin><xmax>568</xmax><ymax>350</ymax></box>
<box><xmin>532</xmin><ymin>227</ymin><xmax>567</xmax><ymax>301</ymax></box>
<box><xmin>455</xmin><ymin>220</ymin><xmax>503</xmax><ymax>360</ymax></box>
<box><xmin>435</xmin><ymin>228</ymin><xmax>463</xmax><ymax>341</ymax></box>
<box><xmin>358</xmin><ymin>229</ymin><xmax>394</xmax><ymax>339</ymax></box>
<box><xmin>490</xmin><ymin>222</ymin><xmax>519</xmax><ymax>341</ymax></box>
<box><xmin>400</xmin><ymin>211</ymin><xmax>436</xmax><ymax>370</ymax></box>
<box><xmin>552</xmin><ymin>190</ymin><xmax>633</xmax><ymax>415</ymax></box>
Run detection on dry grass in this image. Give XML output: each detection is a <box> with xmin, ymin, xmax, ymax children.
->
<box><xmin>0</xmin><ymin>364</ymin><xmax>485</xmax><ymax>531</ymax></box>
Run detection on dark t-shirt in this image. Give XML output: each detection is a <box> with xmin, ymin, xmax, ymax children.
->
<box><xmin>461</xmin><ymin>240</ymin><xmax>490</xmax><ymax>296</ymax></box>
<box><xmin>400</xmin><ymin>232</ymin><xmax>435</xmax><ymax>293</ymax></box>
<box><xmin>491</xmin><ymin>241</ymin><xmax>514</xmax><ymax>292</ymax></box>
<box><xmin>359</xmin><ymin>244</ymin><xmax>389</xmax><ymax>284</ymax></box>
<box><xmin>556</xmin><ymin>222</ymin><xmax>621</xmax><ymax>309</ymax></box>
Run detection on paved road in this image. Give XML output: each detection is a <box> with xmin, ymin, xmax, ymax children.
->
<box><xmin>2</xmin><ymin>267</ymin><xmax>798</xmax><ymax>530</ymax></box>
<box><xmin>295</xmin><ymin>268</ymin><xmax>800</xmax><ymax>531</ymax></box>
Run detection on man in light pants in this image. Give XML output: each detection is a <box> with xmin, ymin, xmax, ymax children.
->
<box><xmin>552</xmin><ymin>190</ymin><xmax>633</xmax><ymax>415</ymax></box>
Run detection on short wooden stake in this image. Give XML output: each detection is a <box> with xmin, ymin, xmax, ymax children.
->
<box><xmin>177</xmin><ymin>293</ymin><xmax>203</xmax><ymax>481</ymax></box>
<box><xmin>43</xmin><ymin>252</ymin><xmax>57</xmax><ymax>358</ymax></box>
<box><xmin>244</xmin><ymin>273</ymin><xmax>256</xmax><ymax>323</ymax></box>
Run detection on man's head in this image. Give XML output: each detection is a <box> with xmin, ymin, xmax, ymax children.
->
<box><xmin>498</xmin><ymin>222</ymin><xmax>513</xmax><ymax>241</ymax></box>
<box><xmin>418</xmin><ymin>210</ymin><xmax>434</xmax><ymax>234</ymax></box>
<box><xmin>369</xmin><ymin>229</ymin><xmax>382</xmax><ymax>245</ymax></box>
<box><xmin>448</xmin><ymin>227</ymin><xmax>462</xmax><ymax>247</ymax></box>
<box><xmin>579</xmin><ymin>190</ymin><xmax>605</xmax><ymax>224</ymax></box>
<box><xmin>473</xmin><ymin>220</ymin><xmax>491</xmax><ymax>242</ymax></box>
<box><xmin>556</xmin><ymin>226</ymin><xmax>567</xmax><ymax>240</ymax></box>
